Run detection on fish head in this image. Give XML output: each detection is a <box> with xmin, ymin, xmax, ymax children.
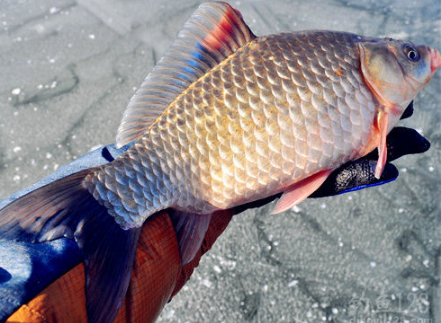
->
<box><xmin>359</xmin><ymin>37</ymin><xmax>440</xmax><ymax>114</ymax></box>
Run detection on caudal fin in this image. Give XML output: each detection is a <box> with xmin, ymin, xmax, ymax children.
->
<box><xmin>0</xmin><ymin>169</ymin><xmax>141</xmax><ymax>323</ymax></box>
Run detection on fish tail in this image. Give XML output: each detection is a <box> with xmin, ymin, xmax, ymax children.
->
<box><xmin>0</xmin><ymin>169</ymin><xmax>141</xmax><ymax>323</ymax></box>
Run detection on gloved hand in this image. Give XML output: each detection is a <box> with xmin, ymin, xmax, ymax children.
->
<box><xmin>5</xmin><ymin>103</ymin><xmax>430</xmax><ymax>322</ymax></box>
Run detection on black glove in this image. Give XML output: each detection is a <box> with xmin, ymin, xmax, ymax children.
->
<box><xmin>312</xmin><ymin>101</ymin><xmax>429</xmax><ymax>197</ymax></box>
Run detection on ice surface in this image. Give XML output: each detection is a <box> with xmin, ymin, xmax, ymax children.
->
<box><xmin>0</xmin><ymin>0</ymin><xmax>439</xmax><ymax>322</ymax></box>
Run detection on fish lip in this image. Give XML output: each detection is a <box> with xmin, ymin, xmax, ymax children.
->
<box><xmin>429</xmin><ymin>47</ymin><xmax>441</xmax><ymax>72</ymax></box>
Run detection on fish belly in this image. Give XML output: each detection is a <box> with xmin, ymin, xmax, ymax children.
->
<box><xmin>87</xmin><ymin>31</ymin><xmax>378</xmax><ymax>229</ymax></box>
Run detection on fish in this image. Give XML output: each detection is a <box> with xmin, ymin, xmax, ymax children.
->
<box><xmin>0</xmin><ymin>2</ymin><xmax>440</xmax><ymax>322</ymax></box>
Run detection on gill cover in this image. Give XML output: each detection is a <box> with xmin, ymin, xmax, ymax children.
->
<box><xmin>359</xmin><ymin>40</ymin><xmax>408</xmax><ymax>107</ymax></box>
<box><xmin>359</xmin><ymin>39</ymin><xmax>433</xmax><ymax>108</ymax></box>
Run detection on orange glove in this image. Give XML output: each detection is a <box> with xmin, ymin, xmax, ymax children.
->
<box><xmin>7</xmin><ymin>210</ymin><xmax>233</xmax><ymax>323</ymax></box>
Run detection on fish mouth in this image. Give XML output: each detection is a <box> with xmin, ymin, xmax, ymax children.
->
<box><xmin>429</xmin><ymin>47</ymin><xmax>441</xmax><ymax>72</ymax></box>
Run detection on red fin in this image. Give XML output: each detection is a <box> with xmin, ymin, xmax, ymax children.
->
<box><xmin>375</xmin><ymin>111</ymin><xmax>389</xmax><ymax>179</ymax></box>
<box><xmin>272</xmin><ymin>170</ymin><xmax>333</xmax><ymax>214</ymax></box>
<box><xmin>170</xmin><ymin>211</ymin><xmax>212</xmax><ymax>265</ymax></box>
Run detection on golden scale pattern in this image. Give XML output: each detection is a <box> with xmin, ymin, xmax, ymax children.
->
<box><xmin>85</xmin><ymin>31</ymin><xmax>378</xmax><ymax>229</ymax></box>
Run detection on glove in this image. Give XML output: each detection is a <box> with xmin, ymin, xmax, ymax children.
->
<box><xmin>5</xmin><ymin>103</ymin><xmax>430</xmax><ymax>322</ymax></box>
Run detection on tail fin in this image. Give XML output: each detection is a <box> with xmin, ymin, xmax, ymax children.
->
<box><xmin>0</xmin><ymin>170</ymin><xmax>141</xmax><ymax>323</ymax></box>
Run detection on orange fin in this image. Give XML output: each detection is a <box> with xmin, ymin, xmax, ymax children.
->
<box><xmin>272</xmin><ymin>170</ymin><xmax>333</xmax><ymax>214</ymax></box>
<box><xmin>375</xmin><ymin>111</ymin><xmax>389</xmax><ymax>179</ymax></box>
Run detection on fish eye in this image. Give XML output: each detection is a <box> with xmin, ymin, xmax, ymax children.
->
<box><xmin>403</xmin><ymin>44</ymin><xmax>420</xmax><ymax>62</ymax></box>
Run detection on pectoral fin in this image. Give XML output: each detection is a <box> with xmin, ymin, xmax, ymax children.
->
<box><xmin>272</xmin><ymin>170</ymin><xmax>333</xmax><ymax>214</ymax></box>
<box><xmin>375</xmin><ymin>111</ymin><xmax>389</xmax><ymax>179</ymax></box>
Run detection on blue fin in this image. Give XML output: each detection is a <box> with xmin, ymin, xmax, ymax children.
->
<box><xmin>0</xmin><ymin>170</ymin><xmax>141</xmax><ymax>323</ymax></box>
<box><xmin>116</xmin><ymin>2</ymin><xmax>255</xmax><ymax>147</ymax></box>
<box><xmin>170</xmin><ymin>211</ymin><xmax>212</xmax><ymax>265</ymax></box>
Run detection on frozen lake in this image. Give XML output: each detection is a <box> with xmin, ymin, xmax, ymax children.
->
<box><xmin>0</xmin><ymin>0</ymin><xmax>440</xmax><ymax>322</ymax></box>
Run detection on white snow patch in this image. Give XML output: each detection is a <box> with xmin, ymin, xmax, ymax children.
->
<box><xmin>13</xmin><ymin>146</ymin><xmax>22</xmax><ymax>153</ymax></box>
<box><xmin>217</xmin><ymin>256</ymin><xmax>236</xmax><ymax>270</ymax></box>
<box><xmin>11</xmin><ymin>88</ymin><xmax>21</xmax><ymax>95</ymax></box>
<box><xmin>201</xmin><ymin>278</ymin><xmax>212</xmax><ymax>288</ymax></box>
<box><xmin>288</xmin><ymin>280</ymin><xmax>298</xmax><ymax>287</ymax></box>
<box><xmin>291</xmin><ymin>205</ymin><xmax>302</xmax><ymax>213</ymax></box>
<box><xmin>162</xmin><ymin>309</ymin><xmax>175</xmax><ymax>319</ymax></box>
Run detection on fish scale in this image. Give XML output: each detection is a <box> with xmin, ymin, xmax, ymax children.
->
<box><xmin>85</xmin><ymin>31</ymin><xmax>377</xmax><ymax>229</ymax></box>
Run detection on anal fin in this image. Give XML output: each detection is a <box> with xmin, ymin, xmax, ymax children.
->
<box><xmin>272</xmin><ymin>170</ymin><xmax>333</xmax><ymax>214</ymax></box>
<box><xmin>170</xmin><ymin>211</ymin><xmax>212</xmax><ymax>266</ymax></box>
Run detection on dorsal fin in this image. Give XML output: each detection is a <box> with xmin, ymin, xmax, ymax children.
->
<box><xmin>116</xmin><ymin>2</ymin><xmax>256</xmax><ymax>147</ymax></box>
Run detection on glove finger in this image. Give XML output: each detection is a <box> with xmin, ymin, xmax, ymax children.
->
<box><xmin>364</xmin><ymin>127</ymin><xmax>430</xmax><ymax>162</ymax></box>
<box><xmin>385</xmin><ymin>127</ymin><xmax>430</xmax><ymax>162</ymax></box>
<box><xmin>400</xmin><ymin>101</ymin><xmax>414</xmax><ymax>120</ymax></box>
<box><xmin>310</xmin><ymin>160</ymin><xmax>398</xmax><ymax>198</ymax></box>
